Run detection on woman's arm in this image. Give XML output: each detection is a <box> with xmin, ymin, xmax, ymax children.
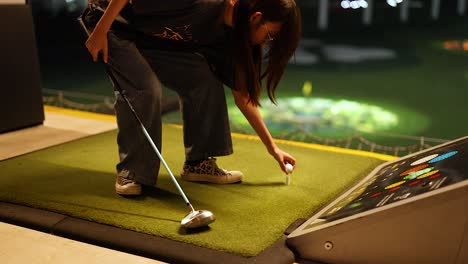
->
<box><xmin>85</xmin><ymin>0</ymin><xmax>130</xmax><ymax>63</ymax></box>
<box><xmin>232</xmin><ymin>89</ymin><xmax>296</xmax><ymax>173</ymax></box>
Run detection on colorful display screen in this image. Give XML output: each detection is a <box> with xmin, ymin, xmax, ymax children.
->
<box><xmin>305</xmin><ymin>137</ymin><xmax>468</xmax><ymax>229</ymax></box>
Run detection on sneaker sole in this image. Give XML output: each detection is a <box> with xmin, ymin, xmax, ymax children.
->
<box><xmin>115</xmin><ymin>183</ymin><xmax>142</xmax><ymax>195</ymax></box>
<box><xmin>181</xmin><ymin>173</ymin><xmax>242</xmax><ymax>184</ymax></box>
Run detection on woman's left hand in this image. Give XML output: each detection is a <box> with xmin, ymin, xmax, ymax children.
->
<box><xmin>270</xmin><ymin>146</ymin><xmax>296</xmax><ymax>174</ymax></box>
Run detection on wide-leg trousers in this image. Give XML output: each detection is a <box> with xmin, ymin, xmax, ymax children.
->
<box><xmin>106</xmin><ymin>32</ymin><xmax>233</xmax><ymax>186</ymax></box>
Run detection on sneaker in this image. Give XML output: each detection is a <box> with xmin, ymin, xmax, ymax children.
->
<box><xmin>115</xmin><ymin>176</ymin><xmax>142</xmax><ymax>195</ymax></box>
<box><xmin>181</xmin><ymin>158</ymin><xmax>243</xmax><ymax>184</ymax></box>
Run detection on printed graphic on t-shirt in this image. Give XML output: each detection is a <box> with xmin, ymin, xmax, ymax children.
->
<box><xmin>152</xmin><ymin>25</ymin><xmax>193</xmax><ymax>42</ymax></box>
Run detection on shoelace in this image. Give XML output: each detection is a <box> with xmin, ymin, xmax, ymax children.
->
<box><xmin>205</xmin><ymin>159</ymin><xmax>229</xmax><ymax>176</ymax></box>
<box><xmin>119</xmin><ymin>177</ymin><xmax>136</xmax><ymax>185</ymax></box>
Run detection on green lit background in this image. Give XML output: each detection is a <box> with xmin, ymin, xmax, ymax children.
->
<box><xmin>35</xmin><ymin>8</ymin><xmax>468</xmax><ymax>154</ymax></box>
<box><xmin>161</xmin><ymin>16</ymin><xmax>468</xmax><ymax>149</ymax></box>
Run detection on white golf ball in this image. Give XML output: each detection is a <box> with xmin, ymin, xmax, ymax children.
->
<box><xmin>285</xmin><ymin>163</ymin><xmax>294</xmax><ymax>174</ymax></box>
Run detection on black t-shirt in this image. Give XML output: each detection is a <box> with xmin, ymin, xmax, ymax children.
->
<box><xmin>86</xmin><ymin>0</ymin><xmax>234</xmax><ymax>88</ymax></box>
<box><xmin>131</xmin><ymin>0</ymin><xmax>226</xmax><ymax>45</ymax></box>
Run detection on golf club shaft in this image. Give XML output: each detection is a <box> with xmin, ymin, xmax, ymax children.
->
<box><xmin>104</xmin><ymin>67</ymin><xmax>192</xmax><ymax>207</ymax></box>
<box><xmin>78</xmin><ymin>18</ymin><xmax>192</xmax><ymax>208</ymax></box>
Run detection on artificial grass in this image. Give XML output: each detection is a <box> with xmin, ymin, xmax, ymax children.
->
<box><xmin>0</xmin><ymin>125</ymin><xmax>389</xmax><ymax>256</ymax></box>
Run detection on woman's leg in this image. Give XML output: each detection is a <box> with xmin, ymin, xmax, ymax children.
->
<box><xmin>140</xmin><ymin>49</ymin><xmax>242</xmax><ymax>183</ymax></box>
<box><xmin>107</xmin><ymin>32</ymin><xmax>163</xmax><ymax>189</ymax></box>
<box><xmin>142</xmin><ymin>50</ymin><xmax>233</xmax><ymax>160</ymax></box>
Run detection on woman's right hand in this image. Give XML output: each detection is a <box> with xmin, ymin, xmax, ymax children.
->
<box><xmin>85</xmin><ymin>27</ymin><xmax>109</xmax><ymax>63</ymax></box>
<box><xmin>84</xmin><ymin>0</ymin><xmax>130</xmax><ymax>63</ymax></box>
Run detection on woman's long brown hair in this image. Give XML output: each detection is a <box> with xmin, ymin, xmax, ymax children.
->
<box><xmin>232</xmin><ymin>0</ymin><xmax>302</xmax><ymax>106</ymax></box>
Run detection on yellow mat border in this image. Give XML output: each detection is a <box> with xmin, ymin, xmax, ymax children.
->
<box><xmin>229</xmin><ymin>132</ymin><xmax>397</xmax><ymax>161</ymax></box>
<box><xmin>45</xmin><ymin>105</ymin><xmax>116</xmax><ymax>122</ymax></box>
<box><xmin>44</xmin><ymin>105</ymin><xmax>397</xmax><ymax>161</ymax></box>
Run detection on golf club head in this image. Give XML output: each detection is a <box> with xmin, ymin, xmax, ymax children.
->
<box><xmin>181</xmin><ymin>210</ymin><xmax>215</xmax><ymax>228</ymax></box>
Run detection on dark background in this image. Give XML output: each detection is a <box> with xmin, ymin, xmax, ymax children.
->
<box><xmin>23</xmin><ymin>0</ymin><xmax>468</xmax><ymax>150</ymax></box>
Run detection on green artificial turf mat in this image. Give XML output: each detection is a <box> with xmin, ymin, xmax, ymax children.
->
<box><xmin>0</xmin><ymin>125</ymin><xmax>390</xmax><ymax>256</ymax></box>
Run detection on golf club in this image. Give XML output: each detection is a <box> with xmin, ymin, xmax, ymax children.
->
<box><xmin>78</xmin><ymin>16</ymin><xmax>215</xmax><ymax>229</ymax></box>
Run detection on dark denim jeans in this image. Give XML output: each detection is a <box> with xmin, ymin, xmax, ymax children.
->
<box><xmin>106</xmin><ymin>32</ymin><xmax>233</xmax><ymax>186</ymax></box>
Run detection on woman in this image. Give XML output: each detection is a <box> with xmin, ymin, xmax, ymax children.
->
<box><xmin>83</xmin><ymin>0</ymin><xmax>301</xmax><ymax>195</ymax></box>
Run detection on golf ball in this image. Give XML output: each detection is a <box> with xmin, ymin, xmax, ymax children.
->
<box><xmin>285</xmin><ymin>163</ymin><xmax>294</xmax><ymax>174</ymax></box>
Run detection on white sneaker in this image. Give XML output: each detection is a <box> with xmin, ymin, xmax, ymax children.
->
<box><xmin>115</xmin><ymin>176</ymin><xmax>142</xmax><ymax>195</ymax></box>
